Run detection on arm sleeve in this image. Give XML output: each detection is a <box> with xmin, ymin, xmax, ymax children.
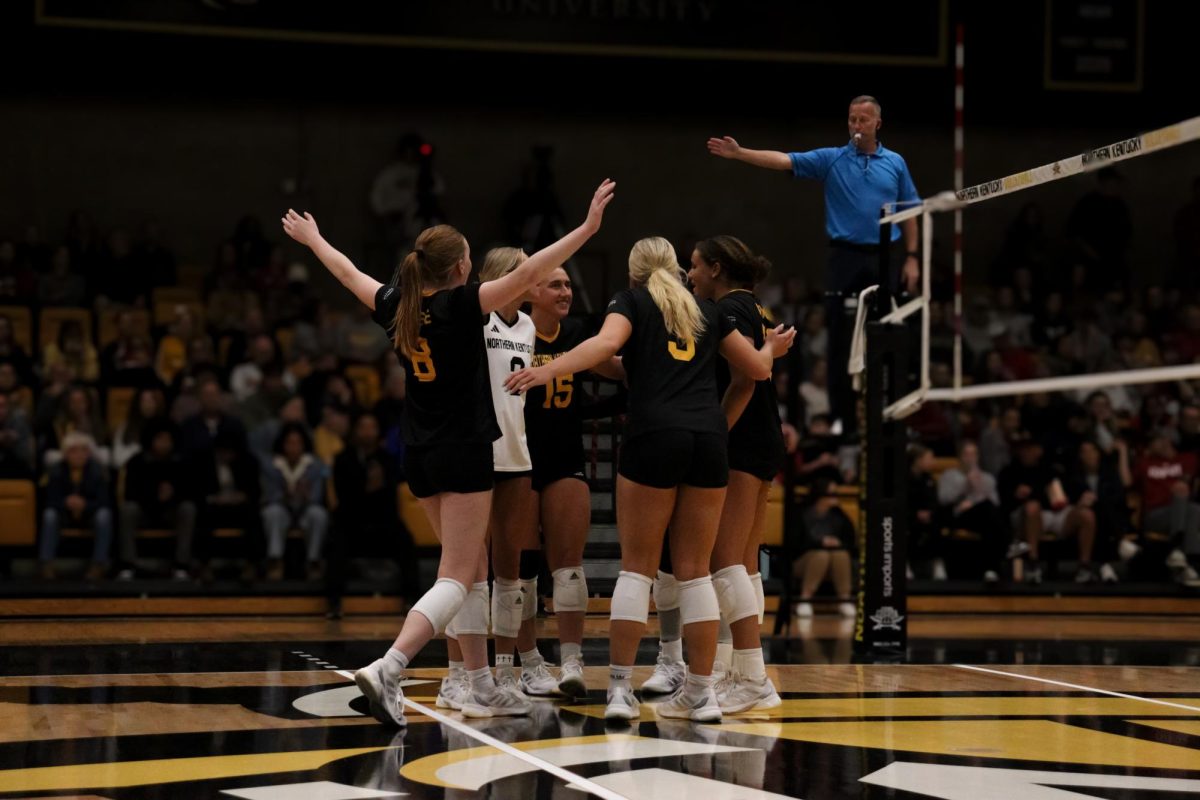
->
<box><xmin>371</xmin><ymin>284</ymin><xmax>401</xmax><ymax>331</ymax></box>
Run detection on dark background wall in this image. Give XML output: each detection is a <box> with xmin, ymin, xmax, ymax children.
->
<box><xmin>1</xmin><ymin>0</ymin><xmax>1195</xmax><ymax>305</ymax></box>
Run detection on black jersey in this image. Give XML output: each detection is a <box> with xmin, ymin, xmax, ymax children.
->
<box><xmin>607</xmin><ymin>286</ymin><xmax>733</xmax><ymax>440</ymax></box>
<box><xmin>717</xmin><ymin>289</ymin><xmax>785</xmax><ymax>461</ymax></box>
<box><xmin>524</xmin><ymin>316</ymin><xmax>590</xmax><ymax>447</ymax></box>
<box><xmin>372</xmin><ymin>283</ymin><xmax>500</xmax><ymax>448</ymax></box>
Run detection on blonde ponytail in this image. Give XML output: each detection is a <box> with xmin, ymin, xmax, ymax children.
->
<box><xmin>629</xmin><ymin>237</ymin><xmax>705</xmax><ymax>343</ymax></box>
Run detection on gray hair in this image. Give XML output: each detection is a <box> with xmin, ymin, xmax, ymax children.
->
<box><xmin>849</xmin><ymin>95</ymin><xmax>882</xmax><ymax>117</ymax></box>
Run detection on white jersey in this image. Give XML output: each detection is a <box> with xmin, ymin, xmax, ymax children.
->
<box><xmin>484</xmin><ymin>310</ymin><xmax>536</xmax><ymax>471</ymax></box>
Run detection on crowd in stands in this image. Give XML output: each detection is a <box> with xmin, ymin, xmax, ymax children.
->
<box><xmin>3</xmin><ymin>168</ymin><xmax>1199</xmax><ymax>602</ymax></box>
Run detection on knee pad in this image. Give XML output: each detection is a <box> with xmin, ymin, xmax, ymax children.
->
<box><xmin>448</xmin><ymin>581</ymin><xmax>490</xmax><ymax>636</ymax></box>
<box><xmin>678</xmin><ymin>575</ymin><xmax>721</xmax><ymax>626</ymax></box>
<box><xmin>552</xmin><ymin>567</ymin><xmax>588</xmax><ymax>613</ymax></box>
<box><xmin>410</xmin><ymin>577</ymin><xmax>468</xmax><ymax>635</ymax></box>
<box><xmin>712</xmin><ymin>565</ymin><xmax>759</xmax><ymax>625</ymax></box>
<box><xmin>519</xmin><ymin>577</ymin><xmax>538</xmax><ymax>621</ymax></box>
<box><xmin>652</xmin><ymin>570</ymin><xmax>680</xmax><ymax>611</ymax></box>
<box><xmin>491</xmin><ymin>578</ymin><xmax>524</xmax><ymax>638</ymax></box>
<box><xmin>748</xmin><ymin>571</ymin><xmax>765</xmax><ymax>624</ymax></box>
<box><xmin>610</xmin><ymin>571</ymin><xmax>653</xmax><ymax>624</ymax></box>
<box><xmin>519</xmin><ymin>549</ymin><xmax>541</xmax><ymax>580</ymax></box>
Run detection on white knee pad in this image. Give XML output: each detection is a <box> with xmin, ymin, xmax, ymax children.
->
<box><xmin>448</xmin><ymin>581</ymin><xmax>491</xmax><ymax>636</ymax></box>
<box><xmin>410</xmin><ymin>577</ymin><xmax>468</xmax><ymax>636</ymax></box>
<box><xmin>552</xmin><ymin>567</ymin><xmax>589</xmax><ymax>613</ymax></box>
<box><xmin>610</xmin><ymin>571</ymin><xmax>653</xmax><ymax>624</ymax></box>
<box><xmin>652</xmin><ymin>570</ymin><xmax>680</xmax><ymax>611</ymax></box>
<box><xmin>490</xmin><ymin>578</ymin><xmax>523</xmax><ymax>638</ymax></box>
<box><xmin>519</xmin><ymin>577</ymin><xmax>538</xmax><ymax>621</ymax></box>
<box><xmin>712</xmin><ymin>565</ymin><xmax>759</xmax><ymax>625</ymax></box>
<box><xmin>749</xmin><ymin>571</ymin><xmax>765</xmax><ymax>624</ymax></box>
<box><xmin>678</xmin><ymin>575</ymin><xmax>721</xmax><ymax>626</ymax></box>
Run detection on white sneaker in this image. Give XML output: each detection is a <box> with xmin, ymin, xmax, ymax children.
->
<box><xmin>793</xmin><ymin>602</ymin><xmax>814</xmax><ymax>618</ymax></box>
<box><xmin>1099</xmin><ymin>563</ymin><xmax>1119</xmax><ymax>584</ymax></box>
<box><xmin>655</xmin><ymin>684</ymin><xmax>722</xmax><ymax>723</ymax></box>
<box><xmin>983</xmin><ymin>570</ymin><xmax>1000</xmax><ymax>584</ymax></box>
<box><xmin>838</xmin><ymin>602</ymin><xmax>857</xmax><ymax>618</ymax></box>
<box><xmin>171</xmin><ymin>568</ymin><xmax>190</xmax><ymax>581</ymax></box>
<box><xmin>496</xmin><ymin>665</ymin><xmax>520</xmax><ymax>693</ymax></box>
<box><xmin>604</xmin><ymin>682</ymin><xmax>640</xmax><ymax>721</ymax></box>
<box><xmin>460</xmin><ymin>681</ymin><xmax>533</xmax><ymax>718</ymax></box>
<box><xmin>640</xmin><ymin>652</ymin><xmax>685</xmax><ymax>694</ymax></box>
<box><xmin>436</xmin><ymin>674</ymin><xmax>469</xmax><ymax>710</ymax></box>
<box><xmin>354</xmin><ymin>658</ymin><xmax>406</xmax><ymax>727</ymax></box>
<box><xmin>932</xmin><ymin>558</ymin><xmax>948</xmax><ymax>581</ymax></box>
<box><xmin>716</xmin><ymin>674</ymin><xmax>782</xmax><ymax>714</ymax></box>
<box><xmin>557</xmin><ymin>655</ymin><xmax>586</xmax><ymax>697</ymax></box>
<box><xmin>115</xmin><ymin>568</ymin><xmax>135</xmax><ymax>581</ymax></box>
<box><xmin>520</xmin><ymin>660</ymin><xmax>560</xmax><ymax>696</ymax></box>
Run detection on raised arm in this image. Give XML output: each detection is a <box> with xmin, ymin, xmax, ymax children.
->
<box><xmin>479</xmin><ymin>179</ymin><xmax>615</xmax><ymax>315</ymax></box>
<box><xmin>505</xmin><ymin>314</ymin><xmax>632</xmax><ymax>394</ymax></box>
<box><xmin>707</xmin><ymin>136</ymin><xmax>791</xmax><ymax>171</ymax></box>
<box><xmin>282</xmin><ymin>210</ymin><xmax>382</xmax><ymax>310</ymax></box>
<box><xmin>719</xmin><ymin>324</ymin><xmax>796</xmax><ymax>381</ymax></box>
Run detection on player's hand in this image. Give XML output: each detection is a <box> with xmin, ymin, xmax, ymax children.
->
<box><xmin>282</xmin><ymin>209</ymin><xmax>320</xmax><ymax>247</ymax></box>
<box><xmin>903</xmin><ymin>256</ymin><xmax>920</xmax><ymax>294</ymax></box>
<box><xmin>505</xmin><ymin>366</ymin><xmax>551</xmax><ymax>394</ymax></box>
<box><xmin>707</xmin><ymin>136</ymin><xmax>740</xmax><ymax>159</ymax></box>
<box><xmin>584</xmin><ymin>179</ymin><xmax>616</xmax><ymax>234</ymax></box>
<box><xmin>766</xmin><ymin>324</ymin><xmax>797</xmax><ymax>357</ymax></box>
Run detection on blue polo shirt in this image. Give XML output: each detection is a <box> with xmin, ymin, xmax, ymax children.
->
<box><xmin>788</xmin><ymin>141</ymin><xmax>919</xmax><ymax>245</ymax></box>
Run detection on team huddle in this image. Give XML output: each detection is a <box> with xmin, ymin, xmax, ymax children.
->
<box><xmin>282</xmin><ymin>177</ymin><xmax>795</xmax><ymax>725</ymax></box>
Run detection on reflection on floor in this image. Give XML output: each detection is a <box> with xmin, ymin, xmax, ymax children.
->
<box><xmin>2</xmin><ymin>614</ymin><xmax>1200</xmax><ymax>799</ymax></box>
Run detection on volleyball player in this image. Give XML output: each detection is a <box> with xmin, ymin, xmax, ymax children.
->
<box><xmin>507</xmin><ymin>237</ymin><xmax>795</xmax><ymax>722</ymax></box>
<box><xmin>524</xmin><ymin>266</ymin><xmax>625</xmax><ymax>696</ymax></box>
<box><xmin>687</xmin><ymin>235</ymin><xmax>784</xmax><ymax>713</ymax></box>
<box><xmin>281</xmin><ymin>178</ymin><xmax>615</xmax><ymax>726</ymax></box>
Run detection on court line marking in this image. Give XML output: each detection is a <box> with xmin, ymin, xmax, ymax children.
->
<box><xmin>952</xmin><ymin>663</ymin><xmax>1200</xmax><ymax>712</ymax></box>
<box><xmin>332</xmin><ymin>669</ymin><xmax>631</xmax><ymax>799</ymax></box>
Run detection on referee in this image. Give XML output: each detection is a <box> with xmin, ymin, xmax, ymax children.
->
<box><xmin>708</xmin><ymin>95</ymin><xmax>920</xmax><ymax>431</ymax></box>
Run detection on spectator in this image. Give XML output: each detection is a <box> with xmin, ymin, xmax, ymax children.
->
<box><xmin>261</xmin><ymin>422</ymin><xmax>328</xmax><ymax>581</ymax></box>
<box><xmin>937</xmin><ymin>439</ymin><xmax>1006</xmax><ymax>583</ymax></box>
<box><xmin>290</xmin><ymin>301</ymin><xmax>339</xmax><ymax>363</ymax></box>
<box><xmin>155</xmin><ymin>304</ymin><xmax>203</xmax><ymax>386</ymax></box>
<box><xmin>44</xmin><ymin>386</ymin><xmax>109</xmax><ymax>467</ymax></box>
<box><xmin>313</xmin><ymin>401</ymin><xmax>350</xmax><ymax>469</ymax></box>
<box><xmin>0</xmin><ymin>392</ymin><xmax>34</xmax><ymax>478</ymax></box>
<box><xmin>336</xmin><ymin>303</ymin><xmax>391</xmax><ymax>365</ymax></box>
<box><xmin>908</xmin><ymin>445</ymin><xmax>946</xmax><ymax>581</ymax></box>
<box><xmin>1066</xmin><ymin>166</ymin><xmax>1132</xmax><ymax>292</ymax></box>
<box><xmin>326</xmin><ymin>411</ymin><xmax>417</xmax><ymax>619</ymax></box>
<box><xmin>229</xmin><ymin>333</ymin><xmax>282</xmax><ymax>402</ymax></box>
<box><xmin>249</xmin><ymin>394</ymin><xmax>307</xmax><ymax>464</ymax></box>
<box><xmin>0</xmin><ymin>314</ymin><xmax>35</xmax><ymax>388</ymax></box>
<box><xmin>0</xmin><ymin>240</ymin><xmax>36</xmax><ymax>302</ymax></box>
<box><xmin>799</xmin><ymin>357</ymin><xmax>830</xmax><ymax>425</ymax></box>
<box><xmin>180</xmin><ymin>376</ymin><xmax>246</xmax><ymax>460</ymax></box>
<box><xmin>791</xmin><ymin>483</ymin><xmax>856</xmax><ymax>619</ymax></box>
<box><xmin>39</xmin><ymin>432</ymin><xmax>113</xmax><ymax>580</ymax></box>
<box><xmin>100</xmin><ymin>310</ymin><xmax>154</xmax><ymax>386</ymax></box>
<box><xmin>980</xmin><ymin>406</ymin><xmax>1023</xmax><ymax>475</ymax></box>
<box><xmin>42</xmin><ymin>320</ymin><xmax>99</xmax><ymax>384</ymax></box>
<box><xmin>116</xmin><ymin>419</ymin><xmax>196</xmax><ymax>580</ymax></box>
<box><xmin>193</xmin><ymin>427</ymin><xmax>262</xmax><ymax>581</ymax></box>
<box><xmin>112</xmin><ymin>386</ymin><xmax>169</xmax><ymax>470</ymax></box>
<box><xmin>1063</xmin><ymin>439</ymin><xmax>1131</xmax><ymax>584</ymax></box>
<box><xmin>796</xmin><ymin>414</ymin><xmax>846</xmax><ymax>488</ymax></box>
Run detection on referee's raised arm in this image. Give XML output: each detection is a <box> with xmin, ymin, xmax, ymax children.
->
<box><xmin>706</xmin><ymin>136</ymin><xmax>791</xmax><ymax>171</ymax></box>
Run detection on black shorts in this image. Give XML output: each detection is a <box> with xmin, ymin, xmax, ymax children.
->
<box><xmin>494</xmin><ymin>470</ymin><xmax>532</xmax><ymax>484</ymax></box>
<box><xmin>618</xmin><ymin>430</ymin><xmax>728</xmax><ymax>490</ymax></box>
<box><xmin>728</xmin><ymin>443</ymin><xmax>784</xmax><ymax>482</ymax></box>
<box><xmin>405</xmin><ymin>443</ymin><xmax>494</xmax><ymax>499</ymax></box>
<box><xmin>530</xmin><ymin>437</ymin><xmax>587</xmax><ymax>492</ymax></box>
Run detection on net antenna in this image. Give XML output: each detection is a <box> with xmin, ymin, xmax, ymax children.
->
<box><xmin>873</xmin><ymin>115</ymin><xmax>1200</xmax><ymax>420</ymax></box>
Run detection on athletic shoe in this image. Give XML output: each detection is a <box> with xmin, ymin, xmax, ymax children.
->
<box><xmin>557</xmin><ymin>654</ymin><xmax>586</xmax><ymax>697</ymax></box>
<box><xmin>354</xmin><ymin>658</ymin><xmax>406</xmax><ymax>727</ymax></box>
<box><xmin>1007</xmin><ymin>541</ymin><xmax>1031</xmax><ymax>560</ymax></box>
<box><xmin>640</xmin><ymin>651</ymin><xmax>685</xmax><ymax>694</ymax></box>
<box><xmin>793</xmin><ymin>602</ymin><xmax>814</xmax><ymax>618</ymax></box>
<box><xmin>604</xmin><ymin>682</ymin><xmax>640</xmax><ymax>721</ymax></box>
<box><xmin>655</xmin><ymin>684</ymin><xmax>722</xmax><ymax>723</ymax></box>
<box><xmin>1099</xmin><ymin>563</ymin><xmax>1119</xmax><ymax>584</ymax></box>
<box><xmin>460</xmin><ymin>682</ymin><xmax>533</xmax><ymax>718</ymax></box>
<box><xmin>983</xmin><ymin>570</ymin><xmax>1000</xmax><ymax>585</ymax></box>
<box><xmin>520</xmin><ymin>660</ymin><xmax>560</xmax><ymax>696</ymax></box>
<box><xmin>717</xmin><ymin>673</ymin><xmax>782</xmax><ymax>714</ymax></box>
<box><xmin>1025</xmin><ymin>564</ymin><xmax>1043</xmax><ymax>585</ymax></box>
<box><xmin>496</xmin><ymin>665</ymin><xmax>520</xmax><ymax>693</ymax></box>
<box><xmin>931</xmin><ymin>558</ymin><xmax>948</xmax><ymax>581</ymax></box>
<box><xmin>838</xmin><ymin>602</ymin><xmax>857</xmax><ymax>618</ymax></box>
<box><xmin>436</xmin><ymin>674</ymin><xmax>470</xmax><ymax>710</ymax></box>
<box><xmin>1074</xmin><ymin>565</ymin><xmax>1096</xmax><ymax>584</ymax></box>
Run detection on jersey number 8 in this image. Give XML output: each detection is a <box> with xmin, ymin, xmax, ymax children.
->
<box><xmin>412</xmin><ymin>338</ymin><xmax>437</xmax><ymax>382</ymax></box>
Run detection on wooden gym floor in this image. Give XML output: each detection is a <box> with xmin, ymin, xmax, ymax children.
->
<box><xmin>2</xmin><ymin>599</ymin><xmax>1200</xmax><ymax>799</ymax></box>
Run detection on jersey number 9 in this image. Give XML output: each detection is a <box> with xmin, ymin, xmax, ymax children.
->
<box><xmin>667</xmin><ymin>336</ymin><xmax>695</xmax><ymax>362</ymax></box>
